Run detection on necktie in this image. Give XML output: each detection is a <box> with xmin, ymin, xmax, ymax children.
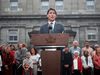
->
<box><xmin>50</xmin><ymin>23</ymin><xmax>53</xmax><ymax>30</ymax></box>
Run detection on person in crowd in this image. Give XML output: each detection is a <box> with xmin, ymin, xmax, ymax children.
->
<box><xmin>81</xmin><ymin>41</ymin><xmax>93</xmax><ymax>58</ymax></box>
<box><xmin>0</xmin><ymin>46</ymin><xmax>2</xmax><ymax>75</ymax></box>
<box><xmin>30</xmin><ymin>47</ymin><xmax>39</xmax><ymax>75</ymax></box>
<box><xmin>1</xmin><ymin>45</ymin><xmax>6</xmax><ymax>75</ymax></box>
<box><xmin>92</xmin><ymin>44</ymin><xmax>99</xmax><ymax>57</ymax></box>
<box><xmin>21</xmin><ymin>43</ymin><xmax>28</xmax><ymax>60</ymax></box>
<box><xmin>69</xmin><ymin>41</ymin><xmax>81</xmax><ymax>57</ymax></box>
<box><xmin>3</xmin><ymin>46</ymin><xmax>14</xmax><ymax>75</ymax></box>
<box><xmin>10</xmin><ymin>44</ymin><xmax>16</xmax><ymax>75</ymax></box>
<box><xmin>34</xmin><ymin>47</ymin><xmax>40</xmax><ymax>58</ymax></box>
<box><xmin>37</xmin><ymin>56</ymin><xmax>42</xmax><ymax>75</ymax></box>
<box><xmin>72</xmin><ymin>51</ymin><xmax>83</xmax><ymax>75</ymax></box>
<box><xmin>1</xmin><ymin>45</ymin><xmax>6</xmax><ymax>54</ymax></box>
<box><xmin>15</xmin><ymin>43</ymin><xmax>23</xmax><ymax>75</ymax></box>
<box><xmin>23</xmin><ymin>52</ymin><xmax>33</xmax><ymax>75</ymax></box>
<box><xmin>93</xmin><ymin>48</ymin><xmax>100</xmax><ymax>75</ymax></box>
<box><xmin>22</xmin><ymin>62</ymin><xmax>32</xmax><ymax>75</ymax></box>
<box><xmin>39</xmin><ymin>8</ymin><xmax>65</xmax><ymax>34</ymax></box>
<box><xmin>62</xmin><ymin>45</ymin><xmax>73</xmax><ymax>75</ymax></box>
<box><xmin>81</xmin><ymin>50</ymin><xmax>93</xmax><ymax>75</ymax></box>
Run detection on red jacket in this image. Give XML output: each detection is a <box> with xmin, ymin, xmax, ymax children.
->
<box><xmin>72</xmin><ymin>57</ymin><xmax>83</xmax><ymax>72</ymax></box>
<box><xmin>93</xmin><ymin>54</ymin><xmax>100</xmax><ymax>69</ymax></box>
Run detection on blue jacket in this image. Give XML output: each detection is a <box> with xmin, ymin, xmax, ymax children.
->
<box><xmin>39</xmin><ymin>22</ymin><xmax>65</xmax><ymax>34</ymax></box>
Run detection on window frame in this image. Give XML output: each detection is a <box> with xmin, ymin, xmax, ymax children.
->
<box><xmin>86</xmin><ymin>0</ymin><xmax>95</xmax><ymax>11</ymax></box>
<box><xmin>86</xmin><ymin>27</ymin><xmax>98</xmax><ymax>41</ymax></box>
<box><xmin>55</xmin><ymin>1</ymin><xmax>64</xmax><ymax>11</ymax></box>
<box><xmin>7</xmin><ymin>29</ymin><xmax>19</xmax><ymax>42</ymax></box>
<box><xmin>10</xmin><ymin>1</ymin><xmax>18</xmax><ymax>11</ymax></box>
<box><xmin>41</xmin><ymin>1</ymin><xmax>49</xmax><ymax>11</ymax></box>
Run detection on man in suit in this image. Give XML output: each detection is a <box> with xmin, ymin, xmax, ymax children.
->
<box><xmin>39</xmin><ymin>8</ymin><xmax>65</xmax><ymax>34</ymax></box>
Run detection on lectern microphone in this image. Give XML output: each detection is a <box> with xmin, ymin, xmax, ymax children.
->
<box><xmin>48</xmin><ymin>24</ymin><xmax>52</xmax><ymax>30</ymax></box>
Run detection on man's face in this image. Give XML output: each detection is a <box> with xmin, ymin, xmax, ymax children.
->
<box><xmin>65</xmin><ymin>46</ymin><xmax>69</xmax><ymax>52</ymax></box>
<box><xmin>73</xmin><ymin>42</ymin><xmax>78</xmax><ymax>47</ymax></box>
<box><xmin>85</xmin><ymin>42</ymin><xmax>89</xmax><ymax>47</ymax></box>
<box><xmin>18</xmin><ymin>44</ymin><xmax>22</xmax><ymax>49</ymax></box>
<box><xmin>47</xmin><ymin>10</ymin><xmax>56</xmax><ymax>22</ymax></box>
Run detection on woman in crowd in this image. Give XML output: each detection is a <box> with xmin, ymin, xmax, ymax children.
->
<box><xmin>72</xmin><ymin>51</ymin><xmax>83</xmax><ymax>75</ymax></box>
<box><xmin>3</xmin><ymin>46</ymin><xmax>14</xmax><ymax>75</ymax></box>
<box><xmin>30</xmin><ymin>47</ymin><xmax>39</xmax><ymax>75</ymax></box>
<box><xmin>92</xmin><ymin>44</ymin><xmax>99</xmax><ymax>57</ymax></box>
<box><xmin>10</xmin><ymin>44</ymin><xmax>16</xmax><ymax>75</ymax></box>
<box><xmin>81</xmin><ymin>50</ymin><xmax>93</xmax><ymax>75</ymax></box>
<box><xmin>93</xmin><ymin>48</ymin><xmax>100</xmax><ymax>75</ymax></box>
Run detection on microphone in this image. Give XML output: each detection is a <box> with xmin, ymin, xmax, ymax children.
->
<box><xmin>48</xmin><ymin>24</ymin><xmax>52</xmax><ymax>30</ymax></box>
<box><xmin>48</xmin><ymin>24</ymin><xmax>52</xmax><ymax>34</ymax></box>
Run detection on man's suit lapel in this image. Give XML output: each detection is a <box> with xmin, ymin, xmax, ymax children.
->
<box><xmin>46</xmin><ymin>23</ymin><xmax>49</xmax><ymax>33</ymax></box>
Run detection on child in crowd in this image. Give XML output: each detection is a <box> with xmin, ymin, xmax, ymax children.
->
<box><xmin>22</xmin><ymin>62</ymin><xmax>32</xmax><ymax>75</ymax></box>
<box><xmin>72</xmin><ymin>51</ymin><xmax>83</xmax><ymax>75</ymax></box>
<box><xmin>23</xmin><ymin>52</ymin><xmax>33</xmax><ymax>75</ymax></box>
<box><xmin>21</xmin><ymin>43</ymin><xmax>28</xmax><ymax>60</ymax></box>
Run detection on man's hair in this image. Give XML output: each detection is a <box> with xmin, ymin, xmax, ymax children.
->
<box><xmin>17</xmin><ymin>43</ymin><xmax>21</xmax><ymax>47</ymax></box>
<box><xmin>65</xmin><ymin>45</ymin><xmax>68</xmax><ymax>48</ymax></box>
<box><xmin>47</xmin><ymin>8</ymin><xmax>57</xmax><ymax>15</ymax></box>
<box><xmin>22</xmin><ymin>43</ymin><xmax>26</xmax><ymax>47</ymax></box>
<box><xmin>85</xmin><ymin>41</ymin><xmax>89</xmax><ymax>43</ymax></box>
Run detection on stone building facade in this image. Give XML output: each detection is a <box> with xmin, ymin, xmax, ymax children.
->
<box><xmin>0</xmin><ymin>0</ymin><xmax>100</xmax><ymax>49</ymax></box>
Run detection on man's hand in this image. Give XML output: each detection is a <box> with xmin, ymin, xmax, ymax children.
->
<box><xmin>62</xmin><ymin>31</ymin><xmax>64</xmax><ymax>34</ymax></box>
<box><xmin>5</xmin><ymin>65</ymin><xmax>9</xmax><ymax>70</ymax></box>
<box><xmin>64</xmin><ymin>65</ymin><xmax>69</xmax><ymax>68</ymax></box>
<box><xmin>22</xmin><ymin>58</ymin><xmax>25</xmax><ymax>61</ymax></box>
<box><xmin>80</xmin><ymin>71</ymin><xmax>82</xmax><ymax>73</ymax></box>
<box><xmin>16</xmin><ymin>60</ymin><xmax>19</xmax><ymax>64</ymax></box>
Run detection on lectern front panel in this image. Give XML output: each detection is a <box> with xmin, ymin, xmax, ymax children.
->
<box><xmin>41</xmin><ymin>51</ymin><xmax>61</xmax><ymax>75</ymax></box>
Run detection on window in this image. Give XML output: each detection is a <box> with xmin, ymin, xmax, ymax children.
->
<box><xmin>10</xmin><ymin>1</ymin><xmax>18</xmax><ymax>11</ymax></box>
<box><xmin>87</xmin><ymin>0</ymin><xmax>95</xmax><ymax>10</ymax></box>
<box><xmin>86</xmin><ymin>28</ymin><xmax>98</xmax><ymax>41</ymax></box>
<box><xmin>8</xmin><ymin>29</ymin><xmax>19</xmax><ymax>42</ymax></box>
<box><xmin>55</xmin><ymin>0</ymin><xmax>63</xmax><ymax>11</ymax></box>
<box><xmin>41</xmin><ymin>1</ymin><xmax>49</xmax><ymax>11</ymax></box>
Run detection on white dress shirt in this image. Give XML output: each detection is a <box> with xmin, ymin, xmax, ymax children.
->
<box><xmin>48</xmin><ymin>21</ymin><xmax>56</xmax><ymax>31</ymax></box>
<box><xmin>81</xmin><ymin>56</ymin><xmax>93</xmax><ymax>68</ymax></box>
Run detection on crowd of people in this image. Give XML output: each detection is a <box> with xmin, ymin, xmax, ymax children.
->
<box><xmin>0</xmin><ymin>41</ymin><xmax>100</xmax><ymax>75</ymax></box>
<box><xmin>0</xmin><ymin>43</ymin><xmax>41</xmax><ymax>75</ymax></box>
<box><xmin>62</xmin><ymin>41</ymin><xmax>100</xmax><ymax>75</ymax></box>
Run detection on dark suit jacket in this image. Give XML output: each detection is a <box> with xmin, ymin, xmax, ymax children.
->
<box><xmin>39</xmin><ymin>22</ymin><xmax>65</xmax><ymax>34</ymax></box>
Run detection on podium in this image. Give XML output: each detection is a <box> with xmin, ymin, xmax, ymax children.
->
<box><xmin>30</xmin><ymin>34</ymin><xmax>69</xmax><ymax>75</ymax></box>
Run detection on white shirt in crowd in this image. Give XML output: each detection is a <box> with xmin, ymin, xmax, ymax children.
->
<box><xmin>23</xmin><ymin>58</ymin><xmax>33</xmax><ymax>69</ymax></box>
<box><xmin>0</xmin><ymin>55</ymin><xmax>2</xmax><ymax>71</ymax></box>
<box><xmin>81</xmin><ymin>56</ymin><xmax>93</xmax><ymax>69</ymax></box>
<box><xmin>73</xmin><ymin>58</ymin><xmax>78</xmax><ymax>70</ymax></box>
<box><xmin>30</xmin><ymin>54</ymin><xmax>39</xmax><ymax>63</ymax></box>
